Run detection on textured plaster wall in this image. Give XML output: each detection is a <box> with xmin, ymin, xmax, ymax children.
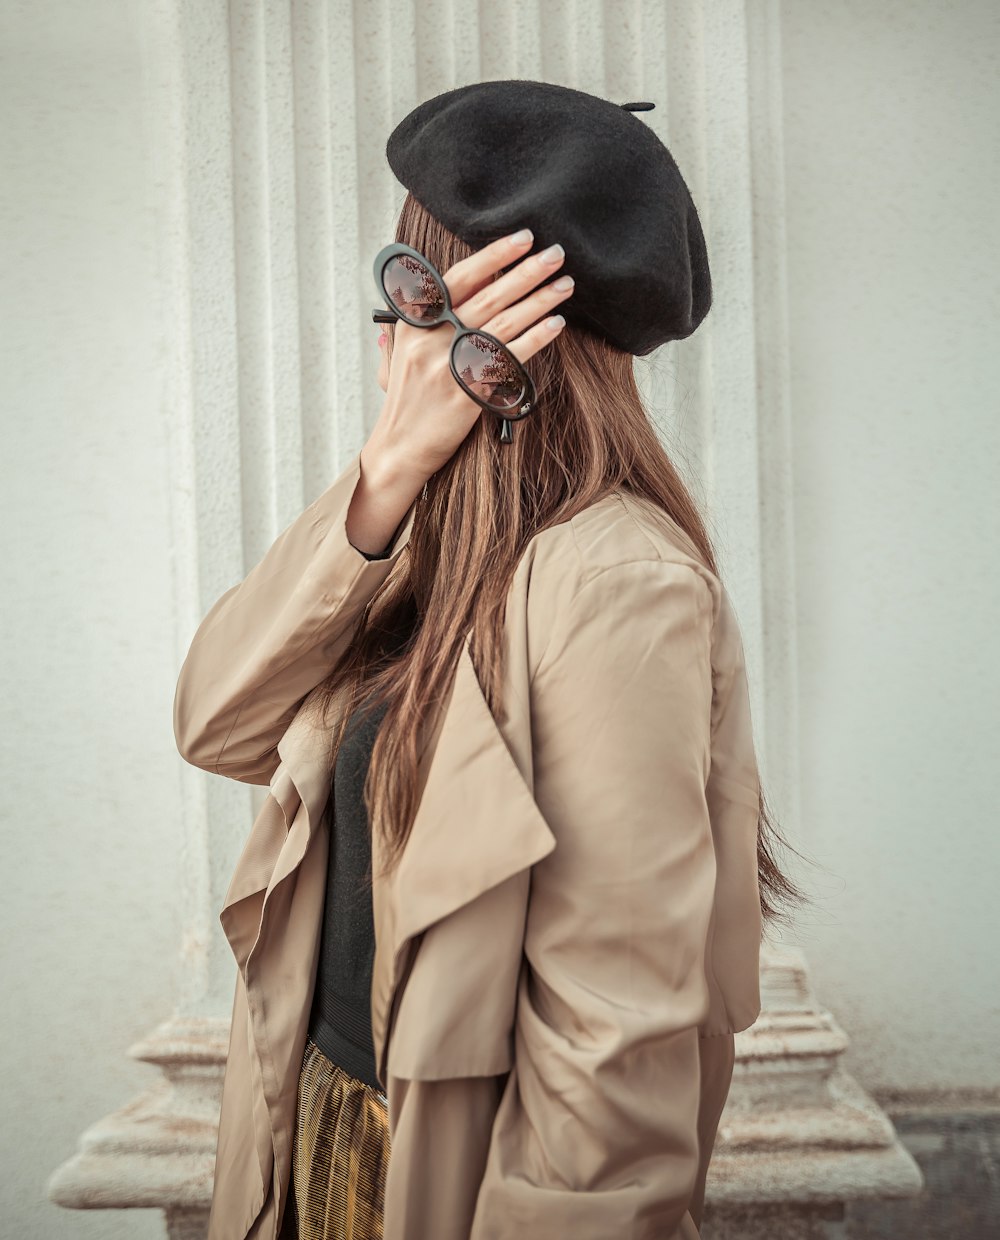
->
<box><xmin>780</xmin><ymin>0</ymin><xmax>1000</xmax><ymax>1090</ymax></box>
<box><xmin>1</xmin><ymin>3</ymin><xmax>181</xmax><ymax>1237</ymax></box>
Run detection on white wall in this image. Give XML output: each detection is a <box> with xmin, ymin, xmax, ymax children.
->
<box><xmin>1</xmin><ymin>0</ymin><xmax>996</xmax><ymax>1234</ymax></box>
<box><xmin>0</xmin><ymin>3</ymin><xmax>181</xmax><ymax>1236</ymax></box>
<box><xmin>781</xmin><ymin>0</ymin><xmax>1000</xmax><ymax>1090</ymax></box>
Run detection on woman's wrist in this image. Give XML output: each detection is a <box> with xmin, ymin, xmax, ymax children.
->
<box><xmin>347</xmin><ymin>434</ymin><xmax>426</xmax><ymax>557</ymax></box>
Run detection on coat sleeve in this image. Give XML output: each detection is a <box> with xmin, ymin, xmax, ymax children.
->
<box><xmin>471</xmin><ymin>559</ymin><xmax>718</xmax><ymax>1239</ymax></box>
<box><xmin>173</xmin><ymin>448</ymin><xmax>416</xmax><ymax>785</ymax></box>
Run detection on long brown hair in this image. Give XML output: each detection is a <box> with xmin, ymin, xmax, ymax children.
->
<box><xmin>317</xmin><ymin>191</ymin><xmax>807</xmax><ymax>929</ymax></box>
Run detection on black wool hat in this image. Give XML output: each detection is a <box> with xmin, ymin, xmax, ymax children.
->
<box><xmin>385</xmin><ymin>78</ymin><xmax>711</xmax><ymax>356</ymax></box>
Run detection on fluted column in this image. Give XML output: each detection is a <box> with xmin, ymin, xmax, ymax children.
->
<box><xmin>47</xmin><ymin>2</ymin><xmax>920</xmax><ymax>1236</ymax></box>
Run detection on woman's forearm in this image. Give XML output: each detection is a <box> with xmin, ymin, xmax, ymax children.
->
<box><xmin>347</xmin><ymin>431</ymin><xmax>427</xmax><ymax>557</ymax></box>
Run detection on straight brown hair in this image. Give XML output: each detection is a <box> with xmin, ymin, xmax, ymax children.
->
<box><xmin>317</xmin><ymin>191</ymin><xmax>807</xmax><ymax>929</ymax></box>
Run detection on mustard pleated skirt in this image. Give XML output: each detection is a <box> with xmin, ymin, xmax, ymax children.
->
<box><xmin>291</xmin><ymin>1035</ymin><xmax>391</xmax><ymax>1240</ymax></box>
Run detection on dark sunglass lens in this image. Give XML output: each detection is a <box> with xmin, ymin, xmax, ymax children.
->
<box><xmin>453</xmin><ymin>333</ymin><xmax>525</xmax><ymax>410</ymax></box>
<box><xmin>381</xmin><ymin>255</ymin><xmax>446</xmax><ymax>323</ymax></box>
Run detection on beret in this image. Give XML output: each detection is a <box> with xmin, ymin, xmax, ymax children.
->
<box><xmin>385</xmin><ymin>78</ymin><xmax>711</xmax><ymax>356</ymax></box>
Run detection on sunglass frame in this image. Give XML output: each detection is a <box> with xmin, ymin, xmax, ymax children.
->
<box><xmin>372</xmin><ymin>241</ymin><xmax>537</xmax><ymax>445</ymax></box>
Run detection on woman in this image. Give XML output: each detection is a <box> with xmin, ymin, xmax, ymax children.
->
<box><xmin>174</xmin><ymin>80</ymin><xmax>803</xmax><ymax>1240</ymax></box>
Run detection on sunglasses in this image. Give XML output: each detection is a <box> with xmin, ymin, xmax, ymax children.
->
<box><xmin>372</xmin><ymin>242</ymin><xmax>537</xmax><ymax>445</ymax></box>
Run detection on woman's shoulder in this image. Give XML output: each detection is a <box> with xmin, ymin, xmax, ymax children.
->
<box><xmin>524</xmin><ymin>487</ymin><xmax>721</xmax><ymax>613</ymax></box>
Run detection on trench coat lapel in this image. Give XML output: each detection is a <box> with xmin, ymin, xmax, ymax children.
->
<box><xmin>216</xmin><ymin>680</ymin><xmax>346</xmax><ymax>972</ymax></box>
<box><xmin>217</xmin><ymin>629</ymin><xmax>557</xmax><ymax>1097</ymax></box>
<box><xmin>370</xmin><ymin>636</ymin><xmax>557</xmax><ymax>1088</ymax></box>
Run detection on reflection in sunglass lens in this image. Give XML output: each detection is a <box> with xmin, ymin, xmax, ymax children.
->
<box><xmin>381</xmin><ymin>255</ymin><xmax>446</xmax><ymax>323</ymax></box>
<box><xmin>453</xmin><ymin>333</ymin><xmax>525</xmax><ymax>411</ymax></box>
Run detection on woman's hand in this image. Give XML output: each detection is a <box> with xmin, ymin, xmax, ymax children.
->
<box><xmin>347</xmin><ymin>229</ymin><xmax>574</xmax><ymax>556</ymax></box>
<box><xmin>368</xmin><ymin>229</ymin><xmax>574</xmax><ymax>484</ymax></box>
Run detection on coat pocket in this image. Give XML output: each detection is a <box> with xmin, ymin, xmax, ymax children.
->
<box><xmin>385</xmin><ymin>869</ymin><xmax>532</xmax><ymax>1081</ymax></box>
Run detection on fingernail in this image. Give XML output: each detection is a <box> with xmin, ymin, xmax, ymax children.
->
<box><xmin>552</xmin><ymin>275</ymin><xmax>574</xmax><ymax>291</ymax></box>
<box><xmin>539</xmin><ymin>243</ymin><xmax>565</xmax><ymax>264</ymax></box>
<box><xmin>546</xmin><ymin>314</ymin><xmax>566</xmax><ymax>330</ymax></box>
<box><xmin>508</xmin><ymin>228</ymin><xmax>533</xmax><ymax>245</ymax></box>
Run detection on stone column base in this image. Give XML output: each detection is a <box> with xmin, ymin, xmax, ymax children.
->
<box><xmin>46</xmin><ymin>1015</ymin><xmax>227</xmax><ymax>1235</ymax></box>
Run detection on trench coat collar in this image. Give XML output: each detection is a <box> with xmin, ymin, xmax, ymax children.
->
<box><xmin>237</xmin><ymin>627</ymin><xmax>557</xmax><ymax>1090</ymax></box>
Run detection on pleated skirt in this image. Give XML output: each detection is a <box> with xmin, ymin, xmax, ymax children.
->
<box><xmin>291</xmin><ymin>1035</ymin><xmax>391</xmax><ymax>1240</ymax></box>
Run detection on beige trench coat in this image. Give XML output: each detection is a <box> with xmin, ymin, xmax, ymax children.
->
<box><xmin>173</xmin><ymin>448</ymin><xmax>763</xmax><ymax>1240</ymax></box>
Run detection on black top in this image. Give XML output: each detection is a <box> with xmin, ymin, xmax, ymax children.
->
<box><xmin>306</xmin><ymin>691</ymin><xmax>389</xmax><ymax>1091</ymax></box>
<box><xmin>307</xmin><ymin>534</ymin><xmax>411</xmax><ymax>1091</ymax></box>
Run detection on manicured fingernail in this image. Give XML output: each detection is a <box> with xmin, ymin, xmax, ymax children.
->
<box><xmin>546</xmin><ymin>314</ymin><xmax>566</xmax><ymax>330</ymax></box>
<box><xmin>552</xmin><ymin>275</ymin><xmax>574</xmax><ymax>291</ymax></box>
<box><xmin>508</xmin><ymin>228</ymin><xmax>533</xmax><ymax>245</ymax></box>
<box><xmin>539</xmin><ymin>243</ymin><xmax>565</xmax><ymax>264</ymax></box>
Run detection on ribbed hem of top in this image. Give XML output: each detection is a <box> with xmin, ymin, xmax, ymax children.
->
<box><xmin>307</xmin><ymin>990</ymin><xmax>382</xmax><ymax>1093</ymax></box>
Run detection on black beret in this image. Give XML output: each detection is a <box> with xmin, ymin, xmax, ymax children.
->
<box><xmin>385</xmin><ymin>79</ymin><xmax>711</xmax><ymax>356</ymax></box>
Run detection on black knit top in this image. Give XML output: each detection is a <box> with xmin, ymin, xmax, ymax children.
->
<box><xmin>306</xmin><ymin>534</ymin><xmax>411</xmax><ymax>1091</ymax></box>
<box><xmin>306</xmin><ymin>691</ymin><xmax>390</xmax><ymax>1091</ymax></box>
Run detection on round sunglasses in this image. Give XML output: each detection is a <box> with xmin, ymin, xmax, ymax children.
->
<box><xmin>372</xmin><ymin>242</ymin><xmax>537</xmax><ymax>445</ymax></box>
